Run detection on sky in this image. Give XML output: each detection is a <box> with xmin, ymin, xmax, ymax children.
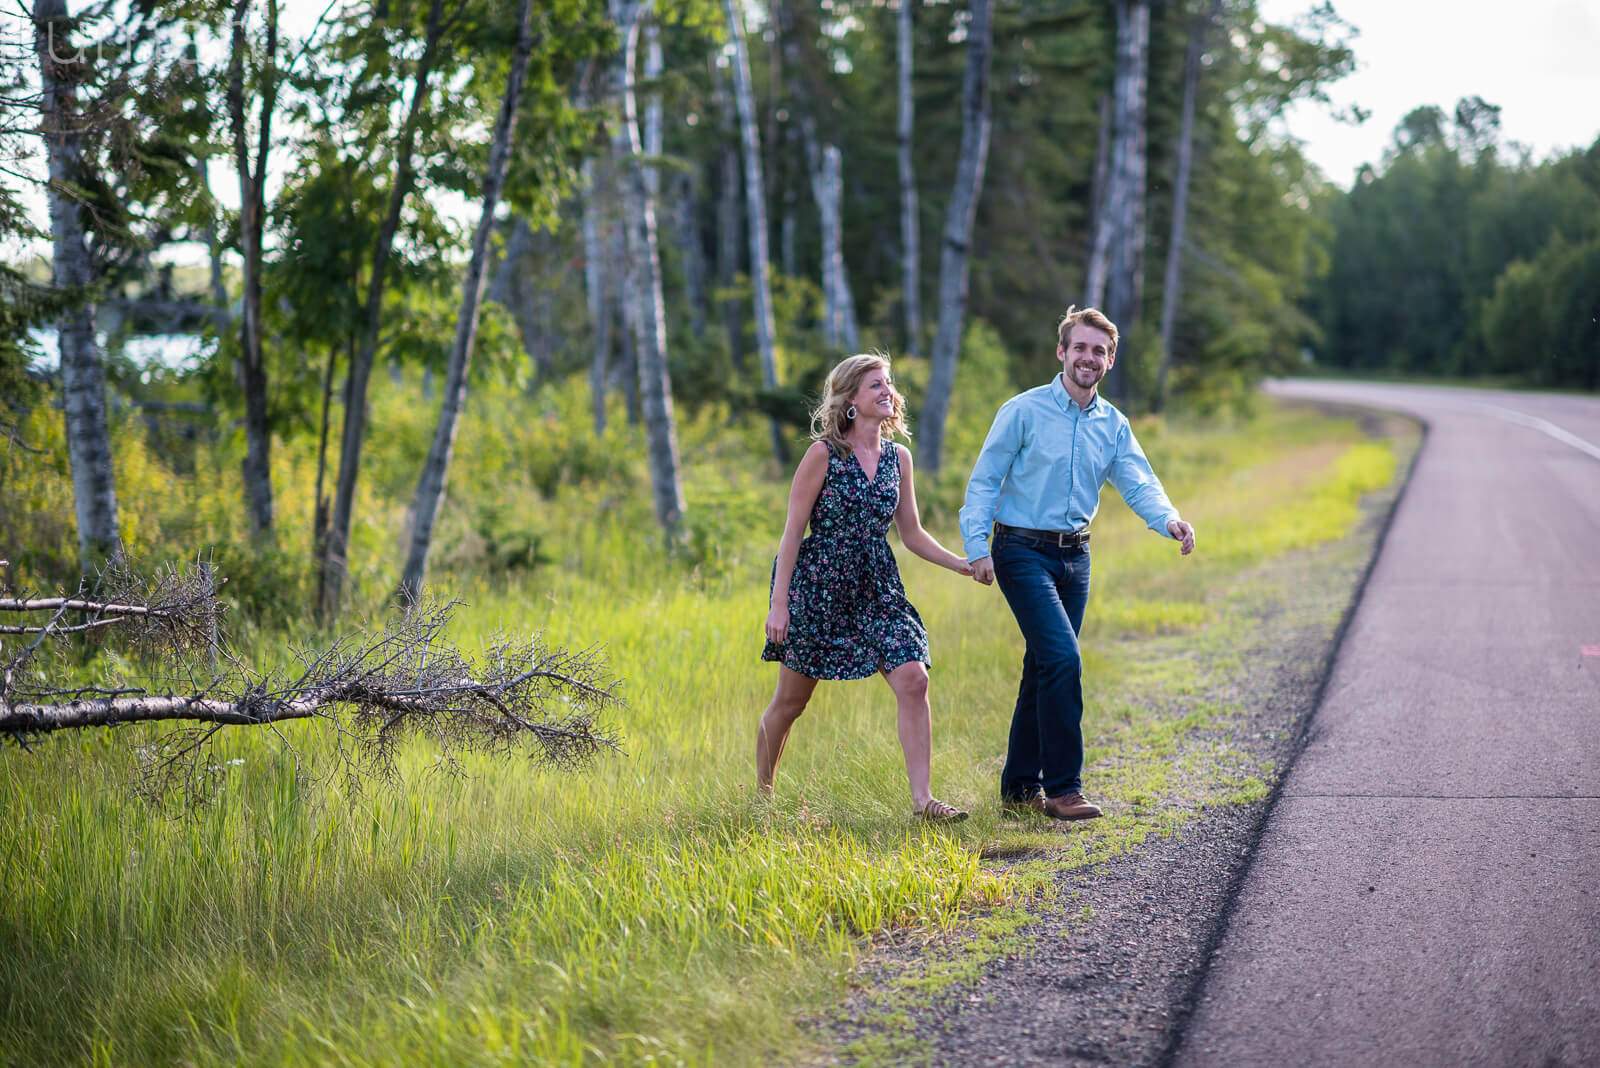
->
<box><xmin>1258</xmin><ymin>0</ymin><xmax>1600</xmax><ymax>187</ymax></box>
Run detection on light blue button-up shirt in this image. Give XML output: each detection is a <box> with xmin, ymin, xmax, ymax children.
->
<box><xmin>959</xmin><ymin>376</ymin><xmax>1181</xmax><ymax>561</ymax></box>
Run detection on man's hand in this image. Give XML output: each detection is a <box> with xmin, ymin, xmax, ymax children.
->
<box><xmin>1168</xmin><ymin>519</ymin><xmax>1196</xmax><ymax>556</ymax></box>
<box><xmin>970</xmin><ymin>557</ymin><xmax>996</xmax><ymax>585</ymax></box>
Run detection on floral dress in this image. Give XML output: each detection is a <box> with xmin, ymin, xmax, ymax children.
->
<box><xmin>762</xmin><ymin>442</ymin><xmax>931</xmax><ymax>679</ymax></box>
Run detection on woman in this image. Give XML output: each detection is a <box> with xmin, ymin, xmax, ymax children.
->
<box><xmin>758</xmin><ymin>353</ymin><xmax>972</xmax><ymax>821</ymax></box>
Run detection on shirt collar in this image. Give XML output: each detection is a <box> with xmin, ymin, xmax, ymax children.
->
<box><xmin>1052</xmin><ymin>373</ymin><xmax>1099</xmax><ymax>414</ymax></box>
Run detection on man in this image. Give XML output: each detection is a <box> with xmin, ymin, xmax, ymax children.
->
<box><xmin>960</xmin><ymin>307</ymin><xmax>1196</xmax><ymax>822</ymax></box>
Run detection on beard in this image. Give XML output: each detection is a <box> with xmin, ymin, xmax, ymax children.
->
<box><xmin>1068</xmin><ymin>361</ymin><xmax>1106</xmax><ymax>388</ymax></box>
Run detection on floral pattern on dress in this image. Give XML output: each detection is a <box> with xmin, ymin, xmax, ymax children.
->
<box><xmin>762</xmin><ymin>442</ymin><xmax>931</xmax><ymax>679</ymax></box>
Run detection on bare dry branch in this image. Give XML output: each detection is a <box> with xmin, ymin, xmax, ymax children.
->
<box><xmin>1</xmin><ymin>563</ymin><xmax>624</xmax><ymax>801</ymax></box>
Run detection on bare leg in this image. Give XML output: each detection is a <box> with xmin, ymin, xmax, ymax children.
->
<box><xmin>757</xmin><ymin>666</ymin><xmax>819</xmax><ymax>794</ymax></box>
<box><xmin>884</xmin><ymin>661</ymin><xmax>933</xmax><ymax>809</ymax></box>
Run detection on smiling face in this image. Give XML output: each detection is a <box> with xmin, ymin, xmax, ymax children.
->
<box><xmin>1057</xmin><ymin>322</ymin><xmax>1116</xmax><ymax>392</ymax></box>
<box><xmin>811</xmin><ymin>354</ymin><xmax>909</xmax><ymax>453</ymax></box>
<box><xmin>849</xmin><ymin>364</ymin><xmax>898</xmax><ymax>424</ymax></box>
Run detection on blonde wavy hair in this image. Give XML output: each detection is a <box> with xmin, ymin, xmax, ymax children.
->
<box><xmin>809</xmin><ymin>353</ymin><xmax>910</xmax><ymax>457</ymax></box>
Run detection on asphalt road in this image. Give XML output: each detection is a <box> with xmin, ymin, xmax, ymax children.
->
<box><xmin>1174</xmin><ymin>381</ymin><xmax>1600</xmax><ymax>1068</ymax></box>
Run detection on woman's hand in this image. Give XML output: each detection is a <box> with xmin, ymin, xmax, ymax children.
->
<box><xmin>948</xmin><ymin>555</ymin><xmax>974</xmax><ymax>576</ymax></box>
<box><xmin>765</xmin><ymin>604</ymin><xmax>791</xmax><ymax>645</ymax></box>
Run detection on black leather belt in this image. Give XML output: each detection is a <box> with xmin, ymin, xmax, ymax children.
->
<box><xmin>993</xmin><ymin>521</ymin><xmax>1090</xmax><ymax>548</ymax></box>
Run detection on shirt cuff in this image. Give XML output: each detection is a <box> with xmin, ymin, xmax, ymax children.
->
<box><xmin>1151</xmin><ymin>512</ymin><xmax>1181</xmax><ymax>538</ymax></box>
<box><xmin>963</xmin><ymin>536</ymin><xmax>992</xmax><ymax>562</ymax></box>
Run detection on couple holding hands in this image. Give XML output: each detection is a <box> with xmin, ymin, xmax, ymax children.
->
<box><xmin>758</xmin><ymin>307</ymin><xmax>1197</xmax><ymax>823</ymax></box>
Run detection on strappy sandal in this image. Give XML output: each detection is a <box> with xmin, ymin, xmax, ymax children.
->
<box><xmin>912</xmin><ymin>798</ymin><xmax>969</xmax><ymax>823</ymax></box>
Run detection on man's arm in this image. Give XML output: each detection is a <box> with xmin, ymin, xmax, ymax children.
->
<box><xmin>958</xmin><ymin>399</ymin><xmax>1024</xmax><ymax>570</ymax></box>
<box><xmin>1109</xmin><ymin>423</ymin><xmax>1193</xmax><ymax>554</ymax></box>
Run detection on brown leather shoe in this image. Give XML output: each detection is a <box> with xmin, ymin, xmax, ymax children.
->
<box><xmin>1000</xmin><ymin>793</ymin><xmax>1047</xmax><ymax>819</ymax></box>
<box><xmin>1041</xmin><ymin>792</ymin><xmax>1102</xmax><ymax>821</ymax></box>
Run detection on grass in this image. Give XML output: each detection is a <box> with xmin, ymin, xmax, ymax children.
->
<box><xmin>0</xmin><ymin>395</ymin><xmax>1414</xmax><ymax>1066</ymax></box>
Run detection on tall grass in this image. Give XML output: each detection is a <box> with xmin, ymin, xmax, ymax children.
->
<box><xmin>1</xmin><ymin>370</ymin><xmax>1403</xmax><ymax>1063</ymax></box>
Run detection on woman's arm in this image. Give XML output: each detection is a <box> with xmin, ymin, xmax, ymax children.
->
<box><xmin>766</xmin><ymin>442</ymin><xmax>831</xmax><ymax>644</ymax></box>
<box><xmin>892</xmin><ymin>444</ymin><xmax>973</xmax><ymax>575</ymax></box>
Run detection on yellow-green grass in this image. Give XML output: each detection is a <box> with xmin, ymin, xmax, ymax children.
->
<box><xmin>2</xmin><ymin>398</ymin><xmax>1406</xmax><ymax>1066</ymax></box>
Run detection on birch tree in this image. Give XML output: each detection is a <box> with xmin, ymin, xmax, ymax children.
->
<box><xmin>581</xmin><ymin>157</ymin><xmax>613</xmax><ymax>435</ymax></box>
<box><xmin>919</xmin><ymin>0</ymin><xmax>994</xmax><ymax>475</ymax></box>
<box><xmin>804</xmin><ymin>137</ymin><xmax>859</xmax><ymax>350</ymax></box>
<box><xmin>1156</xmin><ymin>0</ymin><xmax>1221</xmax><ymax>411</ymax></box>
<box><xmin>319</xmin><ymin>0</ymin><xmax>449</xmax><ymax>619</ymax></box>
<box><xmin>1084</xmin><ymin>92</ymin><xmax>1111</xmax><ymax>306</ymax></box>
<box><xmin>673</xmin><ymin>172</ymin><xmax>709</xmax><ymax>339</ymax></box>
<box><xmin>656</xmin><ymin>33</ymin><xmax>706</xmax><ymax>339</ymax></box>
<box><xmin>610</xmin><ymin>0</ymin><xmax>686</xmax><ymax>537</ymax></box>
<box><xmin>712</xmin><ymin>57</ymin><xmax>745</xmax><ymax>371</ymax></box>
<box><xmin>781</xmin><ymin>2</ymin><xmax>859</xmax><ymax>353</ymax></box>
<box><xmin>396</xmin><ymin>0</ymin><xmax>536</xmax><ymax>606</ymax></box>
<box><xmin>897</xmin><ymin>0</ymin><xmax>921</xmax><ymax>357</ymax></box>
<box><xmin>610</xmin><ymin>221</ymin><xmax>642</xmax><ymax>425</ymax></box>
<box><xmin>226</xmin><ymin>0</ymin><xmax>280</xmax><ymax>540</ymax></box>
<box><xmin>722</xmin><ymin>0</ymin><xmax>787</xmax><ymax>464</ymax></box>
<box><xmin>33</xmin><ymin>0</ymin><xmax>120</xmax><ymax>571</ymax></box>
<box><xmin>1097</xmin><ymin>0</ymin><xmax>1149</xmax><ymax>404</ymax></box>
<box><xmin>643</xmin><ymin>18</ymin><xmax>663</xmax><ymax>195</ymax></box>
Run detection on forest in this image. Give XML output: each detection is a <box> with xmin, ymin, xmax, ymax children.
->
<box><xmin>5</xmin><ymin>0</ymin><xmax>1592</xmax><ymax>597</ymax></box>
<box><xmin>1308</xmin><ymin>97</ymin><xmax>1600</xmax><ymax>387</ymax></box>
<box><xmin>2</xmin><ymin>0</ymin><xmax>1370</xmax><ymax>595</ymax></box>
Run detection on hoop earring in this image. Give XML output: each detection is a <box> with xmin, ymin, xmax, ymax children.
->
<box><xmin>846</xmin><ymin>404</ymin><xmax>857</xmax><ymax>420</ymax></box>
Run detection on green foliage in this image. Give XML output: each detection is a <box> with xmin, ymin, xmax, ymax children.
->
<box><xmin>1306</xmin><ymin>101</ymin><xmax>1600</xmax><ymax>388</ymax></box>
<box><xmin>1480</xmin><ymin>235</ymin><xmax>1600</xmax><ymax>390</ymax></box>
<box><xmin>0</xmin><ymin>272</ymin><xmax>71</xmax><ymax>424</ymax></box>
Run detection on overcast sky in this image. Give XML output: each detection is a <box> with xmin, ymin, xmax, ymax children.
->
<box><xmin>1258</xmin><ymin>0</ymin><xmax>1600</xmax><ymax>186</ymax></box>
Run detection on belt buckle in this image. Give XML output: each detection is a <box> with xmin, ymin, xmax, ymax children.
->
<box><xmin>1056</xmin><ymin>531</ymin><xmax>1070</xmax><ymax>548</ymax></box>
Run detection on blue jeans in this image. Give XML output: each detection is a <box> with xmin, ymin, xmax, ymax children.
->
<box><xmin>992</xmin><ymin>532</ymin><xmax>1092</xmax><ymax>800</ymax></box>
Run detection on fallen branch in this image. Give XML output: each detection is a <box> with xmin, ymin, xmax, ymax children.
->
<box><xmin>0</xmin><ymin>561</ymin><xmax>623</xmax><ymax>800</ymax></box>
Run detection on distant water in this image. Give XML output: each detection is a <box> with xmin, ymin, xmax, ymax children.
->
<box><xmin>27</xmin><ymin>329</ymin><xmax>215</xmax><ymax>376</ymax></box>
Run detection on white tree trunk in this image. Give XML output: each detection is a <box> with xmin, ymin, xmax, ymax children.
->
<box><xmin>198</xmin><ymin>154</ymin><xmax>230</xmax><ymax>312</ymax></box>
<box><xmin>897</xmin><ymin>0</ymin><xmax>922</xmax><ymax>357</ymax></box>
<box><xmin>581</xmin><ymin>158</ymin><xmax>612</xmax><ymax>435</ymax></box>
<box><xmin>227</xmin><ymin>0</ymin><xmax>279</xmax><ymax>541</ymax></box>
<box><xmin>643</xmin><ymin>19</ymin><xmax>662</xmax><ymax>196</ymax></box>
<box><xmin>611</xmin><ymin>0</ymin><xmax>686</xmax><ymax>536</ymax></box>
<box><xmin>486</xmin><ymin>216</ymin><xmax>550</xmax><ymax>383</ymax></box>
<box><xmin>1157</xmin><ymin>0</ymin><xmax>1221</xmax><ymax>412</ymax></box>
<box><xmin>320</xmin><ymin>0</ymin><xmax>446</xmax><ymax>619</ymax></box>
<box><xmin>673</xmin><ymin>169</ymin><xmax>708</xmax><ymax>338</ymax></box>
<box><xmin>610</xmin><ymin>219</ymin><xmax>642</xmax><ymax>425</ymax></box>
<box><xmin>712</xmin><ymin>58</ymin><xmax>745</xmax><ymax>371</ymax></box>
<box><xmin>1100</xmin><ymin>0</ymin><xmax>1149</xmax><ymax>404</ymax></box>
<box><xmin>918</xmin><ymin>0</ymin><xmax>994</xmax><ymax>475</ymax></box>
<box><xmin>780</xmin><ymin>0</ymin><xmax>857</xmax><ymax>354</ymax></box>
<box><xmin>1084</xmin><ymin>92</ymin><xmax>1112</xmax><ymax>306</ymax></box>
<box><xmin>34</xmin><ymin>0</ymin><xmax>120</xmax><ymax>570</ymax></box>
<box><xmin>722</xmin><ymin>0</ymin><xmax>787</xmax><ymax>463</ymax></box>
<box><xmin>397</xmin><ymin>0</ymin><xmax>536</xmax><ymax>605</ymax></box>
<box><xmin>805</xmin><ymin>136</ymin><xmax>858</xmax><ymax>351</ymax></box>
